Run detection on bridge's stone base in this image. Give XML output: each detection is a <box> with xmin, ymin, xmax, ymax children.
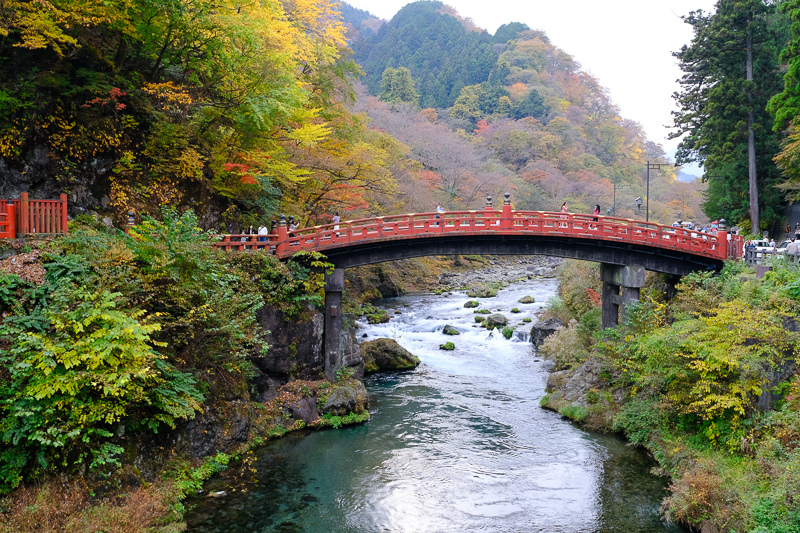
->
<box><xmin>601</xmin><ymin>264</ymin><xmax>645</xmax><ymax>329</ymax></box>
<box><xmin>324</xmin><ymin>269</ymin><xmax>364</xmax><ymax>380</ymax></box>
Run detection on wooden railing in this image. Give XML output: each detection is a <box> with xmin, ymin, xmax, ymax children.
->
<box><xmin>0</xmin><ymin>202</ymin><xmax>15</xmax><ymax>239</ymax></box>
<box><xmin>0</xmin><ymin>192</ymin><xmax>69</xmax><ymax>237</ymax></box>
<box><xmin>213</xmin><ymin>207</ymin><xmax>742</xmax><ymax>263</ymax></box>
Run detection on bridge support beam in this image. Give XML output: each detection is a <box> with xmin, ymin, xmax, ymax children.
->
<box><xmin>601</xmin><ymin>264</ymin><xmax>645</xmax><ymax>329</ymax></box>
<box><xmin>324</xmin><ymin>268</ymin><xmax>345</xmax><ymax>380</ymax></box>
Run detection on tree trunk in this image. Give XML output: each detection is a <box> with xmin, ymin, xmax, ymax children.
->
<box><xmin>747</xmin><ymin>22</ymin><xmax>759</xmax><ymax>232</ymax></box>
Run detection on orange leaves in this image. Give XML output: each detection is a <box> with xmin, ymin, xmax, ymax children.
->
<box><xmin>419</xmin><ymin>169</ymin><xmax>442</xmax><ymax>189</ymax></box>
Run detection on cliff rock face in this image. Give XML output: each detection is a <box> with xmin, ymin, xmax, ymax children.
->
<box><xmin>0</xmin><ymin>149</ymin><xmax>111</xmax><ymax>216</ymax></box>
<box><xmin>250</xmin><ymin>305</ymin><xmax>325</xmax><ymax>402</ymax></box>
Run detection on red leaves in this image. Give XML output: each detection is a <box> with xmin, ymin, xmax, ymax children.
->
<box><xmin>223</xmin><ymin>163</ymin><xmax>257</xmax><ymax>184</ymax></box>
<box><xmin>81</xmin><ymin>87</ymin><xmax>126</xmax><ymax>111</ymax></box>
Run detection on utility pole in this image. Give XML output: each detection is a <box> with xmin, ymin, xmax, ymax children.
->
<box><xmin>645</xmin><ymin>161</ymin><xmax>670</xmax><ymax>222</ymax></box>
<box><xmin>613</xmin><ymin>175</ymin><xmax>624</xmax><ymax>215</ymax></box>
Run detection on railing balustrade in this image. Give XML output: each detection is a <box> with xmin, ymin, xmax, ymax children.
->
<box><xmin>212</xmin><ymin>209</ymin><xmax>740</xmax><ymax>263</ymax></box>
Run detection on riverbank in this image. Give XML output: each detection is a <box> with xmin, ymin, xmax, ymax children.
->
<box><xmin>537</xmin><ymin>259</ymin><xmax>800</xmax><ymax>533</ymax></box>
<box><xmin>0</xmin><ymin>217</ymin><xmax>374</xmax><ymax>533</ymax></box>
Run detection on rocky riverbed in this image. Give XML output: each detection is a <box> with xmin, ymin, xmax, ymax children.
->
<box><xmin>435</xmin><ymin>256</ymin><xmax>562</xmax><ymax>289</ymax></box>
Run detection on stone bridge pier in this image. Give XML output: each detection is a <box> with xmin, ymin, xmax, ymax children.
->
<box><xmin>324</xmin><ymin>268</ymin><xmax>345</xmax><ymax>380</ymax></box>
<box><xmin>601</xmin><ymin>264</ymin><xmax>645</xmax><ymax>329</ymax></box>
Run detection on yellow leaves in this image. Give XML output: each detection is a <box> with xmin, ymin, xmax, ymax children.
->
<box><xmin>142</xmin><ymin>81</ymin><xmax>193</xmax><ymax>113</ymax></box>
<box><xmin>1</xmin><ymin>0</ymin><xmax>133</xmax><ymax>56</ymax></box>
<box><xmin>285</xmin><ymin>120</ymin><xmax>331</xmax><ymax>144</ymax></box>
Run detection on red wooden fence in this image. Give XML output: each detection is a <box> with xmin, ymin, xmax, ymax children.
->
<box><xmin>0</xmin><ymin>203</ymin><xmax>15</xmax><ymax>239</ymax></box>
<box><xmin>0</xmin><ymin>193</ymin><xmax>69</xmax><ymax>238</ymax></box>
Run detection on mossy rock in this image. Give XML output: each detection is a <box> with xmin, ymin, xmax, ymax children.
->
<box><xmin>361</xmin><ymin>338</ymin><xmax>421</xmax><ymax>374</ymax></box>
<box><xmin>439</xmin><ymin>342</ymin><xmax>455</xmax><ymax>350</ymax></box>
<box><xmin>510</xmin><ymin>308</ymin><xmax>521</xmax><ymax>313</ymax></box>
<box><xmin>518</xmin><ymin>296</ymin><xmax>536</xmax><ymax>304</ymax></box>
<box><xmin>464</xmin><ymin>300</ymin><xmax>480</xmax><ymax>308</ymax></box>
<box><xmin>523</xmin><ymin>318</ymin><xmax>532</xmax><ymax>323</ymax></box>
<box><xmin>484</xmin><ymin>313</ymin><xmax>508</xmax><ymax>330</ymax></box>
<box><xmin>466</xmin><ymin>285</ymin><xmax>498</xmax><ymax>298</ymax></box>
<box><xmin>474</xmin><ymin>309</ymin><xmax>491</xmax><ymax>314</ymax></box>
<box><xmin>442</xmin><ymin>325</ymin><xmax>461</xmax><ymax>335</ymax></box>
<box><xmin>367</xmin><ymin>309</ymin><xmax>390</xmax><ymax>324</ymax></box>
<box><xmin>475</xmin><ymin>316</ymin><xmax>486</xmax><ymax>323</ymax></box>
<box><xmin>501</xmin><ymin>326</ymin><xmax>514</xmax><ymax>339</ymax></box>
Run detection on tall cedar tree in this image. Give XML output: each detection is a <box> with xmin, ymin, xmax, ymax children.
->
<box><xmin>769</xmin><ymin>0</ymin><xmax>800</xmax><ymax>197</ymax></box>
<box><xmin>671</xmin><ymin>0</ymin><xmax>786</xmax><ymax>231</ymax></box>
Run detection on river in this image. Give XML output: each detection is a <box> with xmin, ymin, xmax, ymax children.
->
<box><xmin>185</xmin><ymin>277</ymin><xmax>685</xmax><ymax>532</ymax></box>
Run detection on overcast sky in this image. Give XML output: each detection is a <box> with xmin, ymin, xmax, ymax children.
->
<box><xmin>341</xmin><ymin>0</ymin><xmax>718</xmax><ymax>174</ymax></box>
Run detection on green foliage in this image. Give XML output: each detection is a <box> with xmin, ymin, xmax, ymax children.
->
<box><xmin>379</xmin><ymin>67</ymin><xmax>419</xmax><ymax>105</ymax></box>
<box><xmin>318</xmin><ymin>411</ymin><xmax>369</xmax><ymax>429</ymax></box>
<box><xmin>614</xmin><ymin>397</ymin><xmax>666</xmax><ymax>445</ymax></box>
<box><xmin>501</xmin><ymin>326</ymin><xmax>514</xmax><ymax>339</ymax></box>
<box><xmin>170</xmin><ymin>453</ymin><xmax>231</xmax><ymax>503</ymax></box>
<box><xmin>0</xmin><ymin>287</ymin><xmax>203</xmax><ymax>492</ymax></box>
<box><xmin>749</xmin><ymin>497</ymin><xmax>800</xmax><ymax>533</ymax></box>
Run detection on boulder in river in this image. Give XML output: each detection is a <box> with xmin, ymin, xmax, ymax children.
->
<box><xmin>467</xmin><ymin>285</ymin><xmax>498</xmax><ymax>298</ymax></box>
<box><xmin>442</xmin><ymin>325</ymin><xmax>461</xmax><ymax>335</ymax></box>
<box><xmin>518</xmin><ymin>296</ymin><xmax>536</xmax><ymax>304</ymax></box>
<box><xmin>361</xmin><ymin>338</ymin><xmax>421</xmax><ymax>374</ymax></box>
<box><xmin>530</xmin><ymin>317</ymin><xmax>564</xmax><ymax>346</ymax></box>
<box><xmin>464</xmin><ymin>300</ymin><xmax>480</xmax><ymax>308</ymax></box>
<box><xmin>439</xmin><ymin>342</ymin><xmax>455</xmax><ymax>350</ymax></box>
<box><xmin>484</xmin><ymin>313</ymin><xmax>508</xmax><ymax>330</ymax></box>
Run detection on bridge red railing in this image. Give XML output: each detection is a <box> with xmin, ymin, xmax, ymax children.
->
<box><xmin>214</xmin><ymin>206</ymin><xmax>743</xmax><ymax>262</ymax></box>
<box><xmin>0</xmin><ymin>192</ymin><xmax>69</xmax><ymax>237</ymax></box>
<box><xmin>0</xmin><ymin>202</ymin><xmax>15</xmax><ymax>239</ymax></box>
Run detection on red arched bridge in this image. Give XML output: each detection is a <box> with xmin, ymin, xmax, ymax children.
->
<box><xmin>214</xmin><ymin>195</ymin><xmax>743</xmax><ymax>380</ymax></box>
<box><xmin>214</xmin><ymin>197</ymin><xmax>741</xmax><ymax>276</ymax></box>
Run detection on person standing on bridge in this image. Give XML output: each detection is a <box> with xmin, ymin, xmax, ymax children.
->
<box><xmin>592</xmin><ymin>204</ymin><xmax>600</xmax><ymax>222</ymax></box>
<box><xmin>560</xmin><ymin>202</ymin><xmax>568</xmax><ymax>227</ymax></box>
<box><xmin>257</xmin><ymin>223</ymin><xmax>268</xmax><ymax>249</ymax></box>
<box><xmin>332</xmin><ymin>212</ymin><xmax>340</xmax><ymax>237</ymax></box>
<box><xmin>435</xmin><ymin>202</ymin><xmax>445</xmax><ymax>226</ymax></box>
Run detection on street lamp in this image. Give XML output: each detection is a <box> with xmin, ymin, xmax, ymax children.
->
<box><xmin>646</xmin><ymin>161</ymin><xmax>671</xmax><ymax>222</ymax></box>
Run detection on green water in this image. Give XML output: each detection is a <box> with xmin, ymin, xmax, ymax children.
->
<box><xmin>185</xmin><ymin>280</ymin><xmax>685</xmax><ymax>532</ymax></box>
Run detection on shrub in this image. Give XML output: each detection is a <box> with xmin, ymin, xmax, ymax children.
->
<box><xmin>538</xmin><ymin>320</ymin><xmax>588</xmax><ymax>370</ymax></box>
<box><xmin>0</xmin><ymin>288</ymin><xmax>203</xmax><ymax>492</ymax></box>
<box><xmin>613</xmin><ymin>397</ymin><xmax>666</xmax><ymax>445</ymax></box>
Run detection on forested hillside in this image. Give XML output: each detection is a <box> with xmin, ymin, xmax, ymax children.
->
<box><xmin>346</xmin><ymin>1</ymin><xmax>705</xmax><ymax>221</ymax></box>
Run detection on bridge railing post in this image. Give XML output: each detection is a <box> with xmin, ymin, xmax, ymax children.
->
<box><xmin>275</xmin><ymin>214</ymin><xmax>288</xmax><ymax>255</ymax></box>
<box><xmin>501</xmin><ymin>193</ymin><xmax>512</xmax><ymax>229</ymax></box>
